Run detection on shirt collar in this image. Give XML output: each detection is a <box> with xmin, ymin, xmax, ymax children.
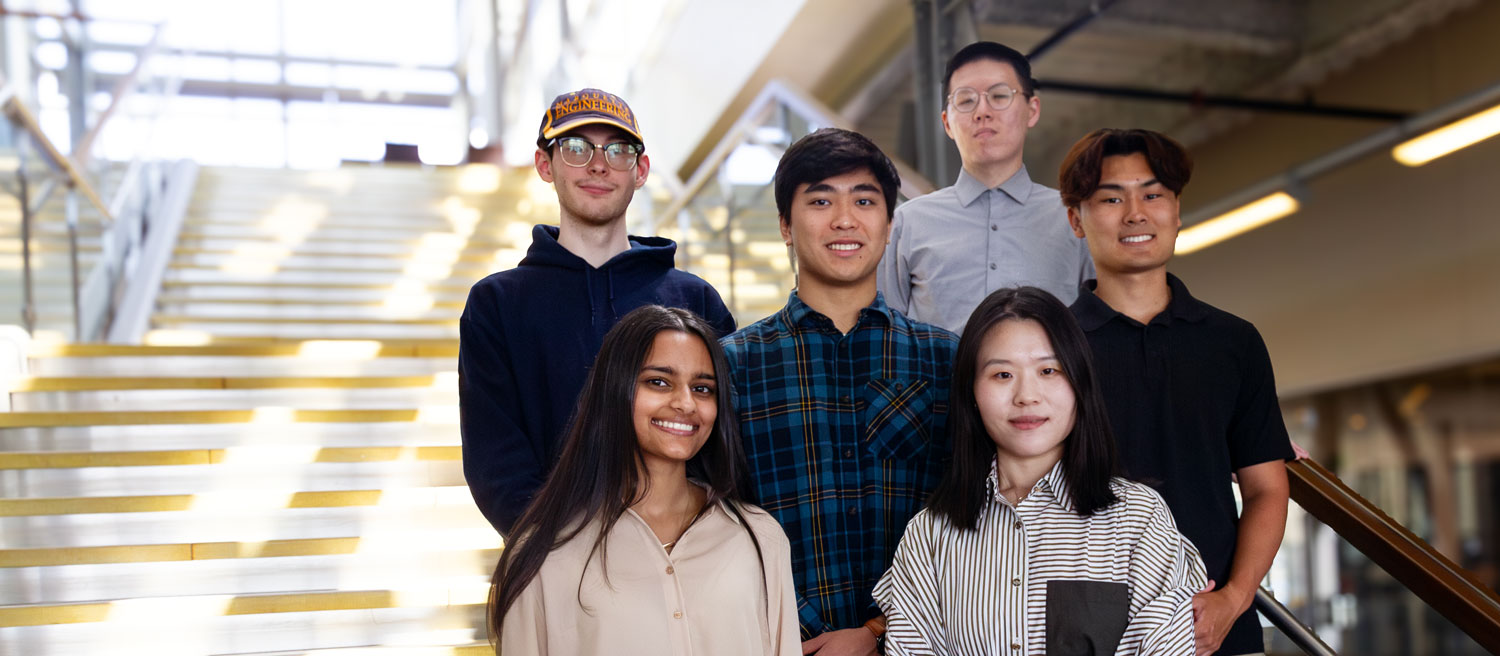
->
<box><xmin>955</xmin><ymin>165</ymin><xmax>1035</xmax><ymax>207</ymax></box>
<box><xmin>781</xmin><ymin>289</ymin><xmax>894</xmax><ymax>330</ymax></box>
<box><xmin>1071</xmin><ymin>272</ymin><xmax>1209</xmax><ymax>331</ymax></box>
<box><xmin>984</xmin><ymin>458</ymin><xmax>1074</xmax><ymax>512</ymax></box>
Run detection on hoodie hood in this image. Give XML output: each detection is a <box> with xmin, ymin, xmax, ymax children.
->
<box><xmin>519</xmin><ymin>224</ymin><xmax>677</xmax><ymax>272</ymax></box>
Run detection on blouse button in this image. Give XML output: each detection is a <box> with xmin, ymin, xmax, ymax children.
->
<box><xmin>1010</xmin><ymin>643</ymin><xmax>1021</xmax><ymax>651</ymax></box>
<box><xmin>1011</xmin><ymin>577</ymin><xmax>1021</xmax><ymax>586</ymax></box>
<box><xmin>1013</xmin><ymin>521</ymin><xmax>1022</xmax><ymax>530</ymax></box>
<box><xmin>990</xmin><ymin>263</ymin><xmax>997</xmax><ymax>270</ymax></box>
<box><xmin>991</xmin><ymin>224</ymin><xmax>998</xmax><ymax>231</ymax></box>
<box><xmin>673</xmin><ymin>611</ymin><xmax>683</xmax><ymax>619</ymax></box>
<box><xmin>665</xmin><ymin>566</ymin><xmax>675</xmax><ymax>575</ymax></box>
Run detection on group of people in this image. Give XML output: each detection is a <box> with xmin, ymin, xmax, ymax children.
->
<box><xmin>459</xmin><ymin>41</ymin><xmax>1295</xmax><ymax>656</ymax></box>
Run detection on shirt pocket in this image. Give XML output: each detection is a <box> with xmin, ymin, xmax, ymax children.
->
<box><xmin>860</xmin><ymin>378</ymin><xmax>933</xmax><ymax>461</ymax></box>
<box><xmin>1045</xmin><ymin>579</ymin><xmax>1130</xmax><ymax>655</ymax></box>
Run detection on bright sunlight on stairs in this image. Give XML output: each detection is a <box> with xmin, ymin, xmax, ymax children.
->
<box><xmin>0</xmin><ymin>163</ymin><xmax>556</xmax><ymax>655</ymax></box>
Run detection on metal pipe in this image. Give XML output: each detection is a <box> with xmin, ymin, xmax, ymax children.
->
<box><xmin>1254</xmin><ymin>588</ymin><xmax>1339</xmax><ymax>656</ymax></box>
<box><xmin>1027</xmin><ymin>0</ymin><xmax>1123</xmax><ymax>61</ymax></box>
<box><xmin>1036</xmin><ymin>80</ymin><xmax>1408</xmax><ymax>121</ymax></box>
<box><xmin>17</xmin><ymin>147</ymin><xmax>35</xmax><ymax>333</ymax></box>
<box><xmin>1184</xmin><ymin>76</ymin><xmax>1500</xmax><ymax>227</ymax></box>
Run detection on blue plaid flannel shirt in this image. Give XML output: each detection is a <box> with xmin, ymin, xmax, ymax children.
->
<box><xmin>721</xmin><ymin>291</ymin><xmax>957</xmax><ymax>639</ymax></box>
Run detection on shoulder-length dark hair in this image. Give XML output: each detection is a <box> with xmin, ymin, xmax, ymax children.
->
<box><xmin>487</xmin><ymin>305</ymin><xmax>762</xmax><ymax>642</ymax></box>
<box><xmin>926</xmin><ymin>287</ymin><xmax>1120</xmax><ymax>528</ymax></box>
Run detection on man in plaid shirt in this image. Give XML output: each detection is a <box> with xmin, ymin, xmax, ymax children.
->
<box><xmin>722</xmin><ymin>128</ymin><xmax>958</xmax><ymax>656</ymax></box>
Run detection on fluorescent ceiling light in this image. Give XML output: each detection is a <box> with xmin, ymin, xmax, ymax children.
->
<box><xmin>1392</xmin><ymin>103</ymin><xmax>1500</xmax><ymax>166</ymax></box>
<box><xmin>1176</xmin><ymin>191</ymin><xmax>1300</xmax><ymax>255</ymax></box>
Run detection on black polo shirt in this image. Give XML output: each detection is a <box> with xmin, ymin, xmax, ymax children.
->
<box><xmin>1071</xmin><ymin>273</ymin><xmax>1293</xmax><ymax>656</ymax></box>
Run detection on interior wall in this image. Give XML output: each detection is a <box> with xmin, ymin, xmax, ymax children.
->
<box><xmin>1171</xmin><ymin>1</ymin><xmax>1500</xmax><ymax>397</ymax></box>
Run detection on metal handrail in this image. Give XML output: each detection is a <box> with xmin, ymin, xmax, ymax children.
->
<box><xmin>655</xmin><ymin>78</ymin><xmax>935</xmax><ymax>230</ymax></box>
<box><xmin>1255</xmin><ymin>587</ymin><xmax>1338</xmax><ymax>656</ymax></box>
<box><xmin>1287</xmin><ymin>457</ymin><xmax>1500</xmax><ymax>653</ymax></box>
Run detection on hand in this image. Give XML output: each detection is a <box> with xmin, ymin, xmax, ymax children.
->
<box><xmin>1290</xmin><ymin>439</ymin><xmax>1310</xmax><ymax>460</ymax></box>
<box><xmin>1192</xmin><ymin>583</ymin><xmax>1249</xmax><ymax>656</ymax></box>
<box><xmin>801</xmin><ymin>627</ymin><xmax>878</xmax><ymax>656</ymax></box>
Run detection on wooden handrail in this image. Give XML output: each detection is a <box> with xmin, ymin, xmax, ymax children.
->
<box><xmin>0</xmin><ymin>94</ymin><xmax>112</xmax><ymax>222</ymax></box>
<box><xmin>1288</xmin><ymin>458</ymin><xmax>1500</xmax><ymax>652</ymax></box>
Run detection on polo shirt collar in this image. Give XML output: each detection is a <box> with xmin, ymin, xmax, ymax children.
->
<box><xmin>955</xmin><ymin>165</ymin><xmax>1035</xmax><ymax>207</ymax></box>
<box><xmin>781</xmin><ymin>289</ymin><xmax>894</xmax><ymax>330</ymax></box>
<box><xmin>984</xmin><ymin>458</ymin><xmax>1074</xmax><ymax>512</ymax></box>
<box><xmin>1072</xmin><ymin>273</ymin><xmax>1210</xmax><ymax>331</ymax></box>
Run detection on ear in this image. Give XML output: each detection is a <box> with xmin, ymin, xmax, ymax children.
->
<box><xmin>1025</xmin><ymin>94</ymin><xmax>1041</xmax><ymax>129</ymax></box>
<box><xmin>779</xmin><ymin>217</ymin><xmax>793</xmax><ymax>245</ymax></box>
<box><xmin>534</xmin><ymin>148</ymin><xmax>554</xmax><ymax>183</ymax></box>
<box><xmin>633</xmin><ymin>153</ymin><xmax>651</xmax><ymax>189</ymax></box>
<box><xmin>1067</xmin><ymin>206</ymin><xmax>1086</xmax><ymax>239</ymax></box>
<box><xmin>941</xmin><ymin>109</ymin><xmax>955</xmax><ymax>141</ymax></box>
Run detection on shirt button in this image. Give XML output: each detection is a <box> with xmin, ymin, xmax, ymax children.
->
<box><xmin>841</xmin><ymin>394</ymin><xmax>852</xmax><ymax>403</ymax></box>
<box><xmin>848</xmin><ymin>505</ymin><xmax>859</xmax><ymax>515</ymax></box>
<box><xmin>665</xmin><ymin>566</ymin><xmax>674</xmax><ymax>575</ymax></box>
<box><xmin>991</xmin><ymin>224</ymin><xmax>998</xmax><ymax>231</ymax></box>
<box><xmin>1013</xmin><ymin>521</ymin><xmax>1022</xmax><ymax>530</ymax></box>
<box><xmin>1010</xmin><ymin>643</ymin><xmax>1021</xmax><ymax>651</ymax></box>
<box><xmin>990</xmin><ymin>263</ymin><xmax>997</xmax><ymax>270</ymax></box>
<box><xmin>1011</xmin><ymin>577</ymin><xmax>1022</xmax><ymax>586</ymax></box>
<box><xmin>673</xmin><ymin>611</ymin><xmax>683</xmax><ymax>619</ymax></box>
<box><xmin>894</xmin><ymin>383</ymin><xmax>904</xmax><ymax>392</ymax></box>
<box><xmin>843</xmin><ymin>448</ymin><xmax>854</xmax><ymax>458</ymax></box>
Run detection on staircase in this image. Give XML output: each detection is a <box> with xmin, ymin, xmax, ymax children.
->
<box><xmin>0</xmin><ymin>163</ymin><xmax>543</xmax><ymax>655</ymax></box>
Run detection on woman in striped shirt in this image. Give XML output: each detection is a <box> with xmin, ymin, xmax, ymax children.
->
<box><xmin>874</xmin><ymin>287</ymin><xmax>1208</xmax><ymax>655</ymax></box>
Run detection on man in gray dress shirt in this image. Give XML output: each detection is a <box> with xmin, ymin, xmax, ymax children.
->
<box><xmin>879</xmin><ymin>41</ymin><xmax>1092</xmax><ymax>334</ymax></box>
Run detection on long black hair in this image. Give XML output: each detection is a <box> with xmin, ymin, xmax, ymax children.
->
<box><xmin>926</xmin><ymin>287</ymin><xmax>1121</xmax><ymax>528</ymax></box>
<box><xmin>487</xmin><ymin>305</ymin><xmax>761</xmax><ymax>643</ymax></box>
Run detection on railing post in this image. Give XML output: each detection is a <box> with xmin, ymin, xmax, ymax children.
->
<box><xmin>65</xmin><ymin>187</ymin><xmax>81</xmax><ymax>340</ymax></box>
<box><xmin>16</xmin><ymin>149</ymin><xmax>36</xmax><ymax>334</ymax></box>
<box><xmin>1254</xmin><ymin>587</ymin><xmax>1339</xmax><ymax>656</ymax></box>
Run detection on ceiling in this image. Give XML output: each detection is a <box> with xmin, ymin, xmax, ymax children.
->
<box><xmin>850</xmin><ymin>0</ymin><xmax>1482</xmax><ymax>193</ymax></box>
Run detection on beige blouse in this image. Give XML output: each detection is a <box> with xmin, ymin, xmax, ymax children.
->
<box><xmin>498</xmin><ymin>500</ymin><xmax>799</xmax><ymax>655</ymax></box>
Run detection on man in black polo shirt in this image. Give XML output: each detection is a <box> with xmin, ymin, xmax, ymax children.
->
<box><xmin>1060</xmin><ymin>128</ymin><xmax>1292</xmax><ymax>656</ymax></box>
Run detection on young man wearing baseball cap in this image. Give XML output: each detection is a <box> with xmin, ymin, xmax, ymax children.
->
<box><xmin>459</xmin><ymin>88</ymin><xmax>736</xmax><ymax>535</ymax></box>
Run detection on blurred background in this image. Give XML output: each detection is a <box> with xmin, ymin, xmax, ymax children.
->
<box><xmin>1</xmin><ymin>0</ymin><xmax>1498</xmax><ymax>654</ymax></box>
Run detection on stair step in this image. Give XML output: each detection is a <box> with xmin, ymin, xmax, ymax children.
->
<box><xmin>0</xmin><ymin>445</ymin><xmax>460</xmax><ymax>470</ymax></box>
<box><xmin>1</xmin><ymin>550</ymin><xmax>497</xmax><ymax>603</ymax></box>
<box><xmin>0</xmin><ymin>409</ymin><xmax>452</xmax><ymax>428</ymax></box>
<box><xmin>1</xmin><ymin>503</ymin><xmax>485</xmax><ymax>549</ymax></box>
<box><xmin>0</xmin><ymin>460</ymin><xmax>466</xmax><ymax>497</ymax></box>
<box><xmin>30</xmin><ymin>341</ymin><xmax>460</xmax><ymax>358</ymax></box>
<box><xmin>140</xmin><ymin>322</ymin><xmax>460</xmax><ymax>341</ymax></box>
<box><xmin>0</xmin><ymin>485</ymin><xmax>472</xmax><ymax>517</ymax></box>
<box><xmin>0</xmin><ymin>422</ymin><xmax>461</xmax><ymax>453</ymax></box>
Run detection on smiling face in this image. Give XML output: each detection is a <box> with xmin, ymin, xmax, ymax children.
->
<box><xmin>535</xmin><ymin>124</ymin><xmax>650</xmax><ymax>227</ymax></box>
<box><xmin>974</xmin><ymin>318</ymin><xmax>1076</xmax><ymax>471</ymax></box>
<box><xmin>1068</xmin><ymin>152</ymin><xmax>1181</xmax><ymax>276</ymax></box>
<box><xmin>942</xmin><ymin>58</ymin><xmax>1040</xmax><ymax>176</ymax></box>
<box><xmin>632</xmin><ymin>330</ymin><xmax>717</xmax><ymax>471</ymax></box>
<box><xmin>780</xmin><ymin>167</ymin><xmax>891</xmax><ymax>293</ymax></box>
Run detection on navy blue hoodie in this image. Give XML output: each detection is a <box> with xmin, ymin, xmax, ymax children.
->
<box><xmin>458</xmin><ymin>224</ymin><xmax>735</xmax><ymax>534</ymax></box>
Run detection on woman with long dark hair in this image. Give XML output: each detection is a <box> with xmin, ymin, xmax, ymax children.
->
<box><xmin>873</xmin><ymin>287</ymin><xmax>1207</xmax><ymax>655</ymax></box>
<box><xmin>488</xmin><ymin>305</ymin><xmax>797</xmax><ymax>655</ymax></box>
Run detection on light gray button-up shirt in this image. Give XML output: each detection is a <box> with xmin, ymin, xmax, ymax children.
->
<box><xmin>878</xmin><ymin>165</ymin><xmax>1094</xmax><ymax>334</ymax></box>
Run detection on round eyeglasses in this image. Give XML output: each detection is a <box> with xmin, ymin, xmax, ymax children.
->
<box><xmin>551</xmin><ymin>136</ymin><xmax>643</xmax><ymax>171</ymax></box>
<box><xmin>948</xmin><ymin>83</ymin><xmax>1020</xmax><ymax>113</ymax></box>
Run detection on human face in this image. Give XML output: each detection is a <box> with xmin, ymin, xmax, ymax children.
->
<box><xmin>1067</xmin><ymin>152</ymin><xmax>1181</xmax><ymax>276</ymax></box>
<box><xmin>534</xmin><ymin>124</ymin><xmax>650</xmax><ymax>227</ymax></box>
<box><xmin>632</xmin><ymin>331</ymin><xmax>717</xmax><ymax>472</ymax></box>
<box><xmin>942</xmin><ymin>58</ymin><xmax>1040</xmax><ymax>174</ymax></box>
<box><xmin>974</xmin><ymin>319</ymin><xmax>1076</xmax><ymax>470</ymax></box>
<box><xmin>779</xmin><ymin>168</ymin><xmax>891</xmax><ymax>293</ymax></box>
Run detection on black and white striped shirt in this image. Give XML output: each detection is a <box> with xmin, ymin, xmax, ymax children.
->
<box><xmin>873</xmin><ymin>460</ymin><xmax>1207</xmax><ymax>655</ymax></box>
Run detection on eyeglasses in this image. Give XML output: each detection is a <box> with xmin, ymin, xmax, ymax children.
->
<box><xmin>948</xmin><ymin>83</ymin><xmax>1020</xmax><ymax>113</ymax></box>
<box><xmin>550</xmin><ymin>136</ymin><xmax>643</xmax><ymax>171</ymax></box>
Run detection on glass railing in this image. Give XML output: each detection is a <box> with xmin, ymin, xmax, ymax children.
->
<box><xmin>1</xmin><ymin>11</ymin><xmax>191</xmax><ymax>342</ymax></box>
<box><xmin>652</xmin><ymin>79</ymin><xmax>934</xmax><ymax>323</ymax></box>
